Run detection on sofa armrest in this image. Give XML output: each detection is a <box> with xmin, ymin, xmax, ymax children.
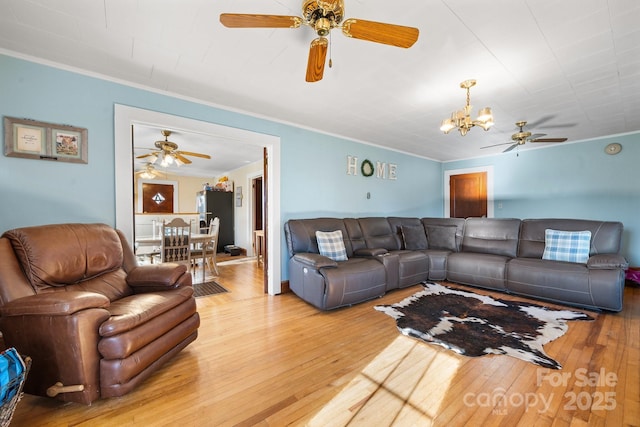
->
<box><xmin>126</xmin><ymin>263</ymin><xmax>191</xmax><ymax>292</ymax></box>
<box><xmin>354</xmin><ymin>248</ymin><xmax>388</xmax><ymax>257</ymax></box>
<box><xmin>587</xmin><ymin>254</ymin><xmax>629</xmax><ymax>270</ymax></box>
<box><xmin>292</xmin><ymin>253</ymin><xmax>338</xmax><ymax>269</ymax></box>
<box><xmin>0</xmin><ymin>291</ymin><xmax>110</xmax><ymax>317</ymax></box>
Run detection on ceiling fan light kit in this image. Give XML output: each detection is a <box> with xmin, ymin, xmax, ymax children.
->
<box><xmin>220</xmin><ymin>0</ymin><xmax>419</xmax><ymax>83</ymax></box>
<box><xmin>136</xmin><ymin>130</ymin><xmax>211</xmax><ymax>170</ymax></box>
<box><xmin>440</xmin><ymin>79</ymin><xmax>494</xmax><ymax>136</ymax></box>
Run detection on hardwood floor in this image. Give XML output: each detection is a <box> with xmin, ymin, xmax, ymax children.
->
<box><xmin>9</xmin><ymin>260</ymin><xmax>640</xmax><ymax>426</ymax></box>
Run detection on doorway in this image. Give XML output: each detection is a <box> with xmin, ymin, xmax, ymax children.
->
<box><xmin>449</xmin><ymin>172</ymin><xmax>487</xmax><ymax>218</ymax></box>
<box><xmin>444</xmin><ymin>166</ymin><xmax>494</xmax><ymax>218</ymax></box>
<box><xmin>114</xmin><ymin>105</ymin><xmax>282</xmax><ymax>295</ymax></box>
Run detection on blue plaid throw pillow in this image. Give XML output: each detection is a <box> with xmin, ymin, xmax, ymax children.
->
<box><xmin>316</xmin><ymin>230</ymin><xmax>348</xmax><ymax>261</ymax></box>
<box><xmin>542</xmin><ymin>229</ymin><xmax>592</xmax><ymax>263</ymax></box>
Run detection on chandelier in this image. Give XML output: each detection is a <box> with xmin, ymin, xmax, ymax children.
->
<box><xmin>440</xmin><ymin>79</ymin><xmax>494</xmax><ymax>136</ymax></box>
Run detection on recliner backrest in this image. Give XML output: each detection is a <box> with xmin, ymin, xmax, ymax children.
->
<box><xmin>2</xmin><ymin>223</ymin><xmax>129</xmax><ymax>298</ymax></box>
<box><xmin>356</xmin><ymin>217</ymin><xmax>401</xmax><ymax>251</ymax></box>
<box><xmin>285</xmin><ymin>218</ymin><xmax>354</xmax><ymax>257</ymax></box>
<box><xmin>518</xmin><ymin>218</ymin><xmax>624</xmax><ymax>258</ymax></box>
<box><xmin>461</xmin><ymin>218</ymin><xmax>521</xmax><ymax>257</ymax></box>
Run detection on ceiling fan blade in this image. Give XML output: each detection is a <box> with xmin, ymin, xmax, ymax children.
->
<box><xmin>136</xmin><ymin>153</ymin><xmax>156</xmax><ymax>159</ymax></box>
<box><xmin>503</xmin><ymin>144</ymin><xmax>518</xmax><ymax>153</ymax></box>
<box><xmin>341</xmin><ymin>18</ymin><xmax>419</xmax><ymax>48</ymax></box>
<box><xmin>527</xmin><ymin>133</ymin><xmax>546</xmax><ymax>140</ymax></box>
<box><xmin>481</xmin><ymin>142</ymin><xmax>514</xmax><ymax>149</ymax></box>
<box><xmin>530</xmin><ymin>138</ymin><xmax>568</xmax><ymax>143</ymax></box>
<box><xmin>174</xmin><ymin>153</ymin><xmax>193</xmax><ymax>164</ymax></box>
<box><xmin>526</xmin><ymin>115</ymin><xmax>555</xmax><ymax>128</ymax></box>
<box><xmin>178</xmin><ymin>151</ymin><xmax>211</xmax><ymax>159</ymax></box>
<box><xmin>306</xmin><ymin>37</ymin><xmax>328</xmax><ymax>83</ymax></box>
<box><xmin>219</xmin><ymin>13</ymin><xmax>302</xmax><ymax>29</ymax></box>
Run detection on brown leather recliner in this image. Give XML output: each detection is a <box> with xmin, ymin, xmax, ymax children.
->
<box><xmin>0</xmin><ymin>223</ymin><xmax>200</xmax><ymax>404</ymax></box>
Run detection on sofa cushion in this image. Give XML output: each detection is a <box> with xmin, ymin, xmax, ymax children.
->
<box><xmin>401</xmin><ymin>225</ymin><xmax>428</xmax><ymax>250</ymax></box>
<box><xmin>316</xmin><ymin>230</ymin><xmax>348</xmax><ymax>261</ymax></box>
<box><xmin>542</xmin><ymin>229</ymin><xmax>591</xmax><ymax>264</ymax></box>
<box><xmin>425</xmin><ymin>225</ymin><xmax>457</xmax><ymax>251</ymax></box>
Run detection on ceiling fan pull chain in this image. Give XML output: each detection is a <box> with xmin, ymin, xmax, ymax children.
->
<box><xmin>328</xmin><ymin>32</ymin><xmax>333</xmax><ymax>68</ymax></box>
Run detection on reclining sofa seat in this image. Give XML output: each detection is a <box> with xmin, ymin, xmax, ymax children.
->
<box><xmin>446</xmin><ymin>218</ymin><xmax>522</xmax><ymax>291</ymax></box>
<box><xmin>419</xmin><ymin>217</ymin><xmax>466</xmax><ymax>280</ymax></box>
<box><xmin>347</xmin><ymin>217</ymin><xmax>429</xmax><ymax>289</ymax></box>
<box><xmin>0</xmin><ymin>223</ymin><xmax>200</xmax><ymax>404</ymax></box>
<box><xmin>285</xmin><ymin>218</ymin><xmax>386</xmax><ymax>310</ymax></box>
<box><xmin>508</xmin><ymin>219</ymin><xmax>627</xmax><ymax>311</ymax></box>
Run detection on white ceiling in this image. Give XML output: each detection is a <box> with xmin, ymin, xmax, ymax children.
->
<box><xmin>1</xmin><ymin>0</ymin><xmax>639</xmax><ymax>168</ymax></box>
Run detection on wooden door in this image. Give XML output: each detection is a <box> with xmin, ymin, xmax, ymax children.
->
<box><xmin>450</xmin><ymin>172</ymin><xmax>487</xmax><ymax>218</ymax></box>
<box><xmin>142</xmin><ymin>183</ymin><xmax>174</xmax><ymax>213</ymax></box>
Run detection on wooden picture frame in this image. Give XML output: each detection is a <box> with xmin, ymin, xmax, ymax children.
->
<box><xmin>4</xmin><ymin>116</ymin><xmax>88</xmax><ymax>163</ymax></box>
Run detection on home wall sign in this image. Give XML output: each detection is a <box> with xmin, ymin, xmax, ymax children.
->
<box><xmin>4</xmin><ymin>116</ymin><xmax>88</xmax><ymax>164</ymax></box>
<box><xmin>346</xmin><ymin>156</ymin><xmax>397</xmax><ymax>180</ymax></box>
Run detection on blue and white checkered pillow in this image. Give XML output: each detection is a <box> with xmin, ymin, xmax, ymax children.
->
<box><xmin>542</xmin><ymin>229</ymin><xmax>592</xmax><ymax>263</ymax></box>
<box><xmin>316</xmin><ymin>230</ymin><xmax>348</xmax><ymax>261</ymax></box>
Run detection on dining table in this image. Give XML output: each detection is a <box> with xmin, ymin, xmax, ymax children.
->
<box><xmin>135</xmin><ymin>233</ymin><xmax>214</xmax><ymax>248</ymax></box>
<box><xmin>135</xmin><ymin>233</ymin><xmax>216</xmax><ymax>280</ymax></box>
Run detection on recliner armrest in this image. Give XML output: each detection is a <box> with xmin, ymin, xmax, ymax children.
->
<box><xmin>292</xmin><ymin>253</ymin><xmax>338</xmax><ymax>269</ymax></box>
<box><xmin>354</xmin><ymin>248</ymin><xmax>388</xmax><ymax>257</ymax></box>
<box><xmin>587</xmin><ymin>254</ymin><xmax>629</xmax><ymax>270</ymax></box>
<box><xmin>0</xmin><ymin>291</ymin><xmax>110</xmax><ymax>317</ymax></box>
<box><xmin>126</xmin><ymin>263</ymin><xmax>190</xmax><ymax>292</ymax></box>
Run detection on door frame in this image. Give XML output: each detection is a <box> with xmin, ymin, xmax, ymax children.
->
<box><xmin>444</xmin><ymin>166</ymin><xmax>494</xmax><ymax>218</ymax></box>
<box><xmin>114</xmin><ymin>105</ymin><xmax>282</xmax><ymax>295</ymax></box>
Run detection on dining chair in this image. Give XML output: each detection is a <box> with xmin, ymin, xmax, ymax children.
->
<box><xmin>158</xmin><ymin>218</ymin><xmax>191</xmax><ymax>266</ymax></box>
<box><xmin>191</xmin><ymin>217</ymin><xmax>220</xmax><ymax>278</ymax></box>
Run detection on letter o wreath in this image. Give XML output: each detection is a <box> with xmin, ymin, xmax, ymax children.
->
<box><xmin>361</xmin><ymin>159</ymin><xmax>374</xmax><ymax>177</ymax></box>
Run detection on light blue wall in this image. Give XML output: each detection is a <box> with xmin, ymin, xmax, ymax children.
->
<box><xmin>443</xmin><ymin>133</ymin><xmax>640</xmax><ymax>266</ymax></box>
<box><xmin>282</xmin><ymin>128</ymin><xmax>442</xmax><ymax>219</ymax></box>
<box><xmin>0</xmin><ymin>54</ymin><xmax>441</xmax><ymax>281</ymax></box>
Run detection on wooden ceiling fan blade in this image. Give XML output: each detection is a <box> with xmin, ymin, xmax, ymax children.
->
<box><xmin>136</xmin><ymin>153</ymin><xmax>156</xmax><ymax>159</ymax></box>
<box><xmin>341</xmin><ymin>18</ymin><xmax>419</xmax><ymax>48</ymax></box>
<box><xmin>174</xmin><ymin>153</ymin><xmax>192</xmax><ymax>164</ymax></box>
<box><xmin>306</xmin><ymin>37</ymin><xmax>328</xmax><ymax>83</ymax></box>
<box><xmin>530</xmin><ymin>138</ymin><xmax>568</xmax><ymax>143</ymax></box>
<box><xmin>178</xmin><ymin>151</ymin><xmax>211</xmax><ymax>159</ymax></box>
<box><xmin>219</xmin><ymin>14</ymin><xmax>302</xmax><ymax>29</ymax></box>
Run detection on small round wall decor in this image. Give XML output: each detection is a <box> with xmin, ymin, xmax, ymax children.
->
<box><xmin>361</xmin><ymin>159</ymin><xmax>374</xmax><ymax>177</ymax></box>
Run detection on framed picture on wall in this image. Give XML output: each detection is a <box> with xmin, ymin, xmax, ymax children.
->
<box><xmin>4</xmin><ymin>116</ymin><xmax>88</xmax><ymax>163</ymax></box>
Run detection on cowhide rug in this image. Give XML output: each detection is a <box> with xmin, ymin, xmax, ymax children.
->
<box><xmin>375</xmin><ymin>282</ymin><xmax>594</xmax><ymax>369</ymax></box>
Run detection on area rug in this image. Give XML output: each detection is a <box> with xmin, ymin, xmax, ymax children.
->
<box><xmin>375</xmin><ymin>282</ymin><xmax>594</xmax><ymax>369</ymax></box>
<box><xmin>193</xmin><ymin>280</ymin><xmax>229</xmax><ymax>298</ymax></box>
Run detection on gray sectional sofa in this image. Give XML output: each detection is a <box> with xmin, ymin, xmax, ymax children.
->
<box><xmin>284</xmin><ymin>217</ymin><xmax>628</xmax><ymax>311</ymax></box>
